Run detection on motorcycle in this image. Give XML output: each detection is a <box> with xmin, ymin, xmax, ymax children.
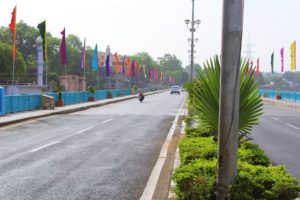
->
<box><xmin>138</xmin><ymin>92</ymin><xmax>145</xmax><ymax>103</ymax></box>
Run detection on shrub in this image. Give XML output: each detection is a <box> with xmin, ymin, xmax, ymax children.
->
<box><xmin>173</xmin><ymin>159</ymin><xmax>217</xmax><ymax>200</ymax></box>
<box><xmin>179</xmin><ymin>137</ymin><xmax>217</xmax><ymax>165</ymax></box>
<box><xmin>58</xmin><ymin>91</ymin><xmax>62</xmax><ymax>101</ymax></box>
<box><xmin>230</xmin><ymin>162</ymin><xmax>300</xmax><ymax>200</ymax></box>
<box><xmin>238</xmin><ymin>142</ymin><xmax>270</xmax><ymax>166</ymax></box>
<box><xmin>87</xmin><ymin>86</ymin><xmax>96</xmax><ymax>94</ymax></box>
<box><xmin>186</xmin><ymin>127</ymin><xmax>214</xmax><ymax>138</ymax></box>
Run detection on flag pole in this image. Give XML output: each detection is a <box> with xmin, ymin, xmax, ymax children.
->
<box><xmin>64</xmin><ymin>64</ymin><xmax>67</xmax><ymax>75</ymax></box>
<box><xmin>12</xmin><ymin>59</ymin><xmax>15</xmax><ymax>95</ymax></box>
<box><xmin>45</xmin><ymin>62</ymin><xmax>48</xmax><ymax>92</ymax></box>
<box><xmin>98</xmin><ymin>70</ymin><xmax>100</xmax><ymax>90</ymax></box>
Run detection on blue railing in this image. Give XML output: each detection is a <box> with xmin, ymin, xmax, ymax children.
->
<box><xmin>3</xmin><ymin>89</ymin><xmax>131</xmax><ymax>114</ymax></box>
<box><xmin>259</xmin><ymin>89</ymin><xmax>300</xmax><ymax>103</ymax></box>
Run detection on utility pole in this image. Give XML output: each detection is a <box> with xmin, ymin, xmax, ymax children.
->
<box><xmin>217</xmin><ymin>0</ymin><xmax>244</xmax><ymax>199</ymax></box>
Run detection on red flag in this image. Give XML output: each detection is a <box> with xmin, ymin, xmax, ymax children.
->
<box><xmin>9</xmin><ymin>6</ymin><xmax>17</xmax><ymax>60</ymax></box>
<box><xmin>136</xmin><ymin>61</ymin><xmax>140</xmax><ymax>77</ymax></box>
<box><xmin>256</xmin><ymin>58</ymin><xmax>260</xmax><ymax>76</ymax></box>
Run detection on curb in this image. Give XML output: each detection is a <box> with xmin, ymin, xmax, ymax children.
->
<box><xmin>0</xmin><ymin>90</ymin><xmax>167</xmax><ymax>127</ymax></box>
<box><xmin>262</xmin><ymin>97</ymin><xmax>300</xmax><ymax>112</ymax></box>
<box><xmin>140</xmin><ymin>98</ymin><xmax>186</xmax><ymax>200</ymax></box>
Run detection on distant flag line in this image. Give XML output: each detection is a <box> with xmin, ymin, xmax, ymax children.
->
<box><xmin>4</xmin><ymin>5</ymin><xmax>177</xmax><ymax>90</ymax></box>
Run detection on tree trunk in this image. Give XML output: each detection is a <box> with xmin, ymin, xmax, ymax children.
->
<box><xmin>217</xmin><ymin>0</ymin><xmax>244</xmax><ymax>199</ymax></box>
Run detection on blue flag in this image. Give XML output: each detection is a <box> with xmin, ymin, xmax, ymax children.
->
<box><xmin>106</xmin><ymin>54</ymin><xmax>110</xmax><ymax>77</ymax></box>
<box><xmin>92</xmin><ymin>44</ymin><xmax>98</xmax><ymax>72</ymax></box>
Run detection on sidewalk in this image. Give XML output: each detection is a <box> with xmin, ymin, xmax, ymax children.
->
<box><xmin>262</xmin><ymin>97</ymin><xmax>300</xmax><ymax>112</ymax></box>
<box><xmin>0</xmin><ymin>90</ymin><xmax>165</xmax><ymax>127</ymax></box>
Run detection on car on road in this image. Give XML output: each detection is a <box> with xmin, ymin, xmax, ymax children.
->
<box><xmin>170</xmin><ymin>85</ymin><xmax>181</xmax><ymax>94</ymax></box>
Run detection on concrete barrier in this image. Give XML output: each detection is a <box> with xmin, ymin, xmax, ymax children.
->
<box><xmin>262</xmin><ymin>97</ymin><xmax>300</xmax><ymax>112</ymax></box>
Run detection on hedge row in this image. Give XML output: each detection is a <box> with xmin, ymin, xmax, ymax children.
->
<box><xmin>173</xmin><ymin>128</ymin><xmax>300</xmax><ymax>200</ymax></box>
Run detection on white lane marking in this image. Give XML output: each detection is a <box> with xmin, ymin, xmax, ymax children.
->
<box><xmin>101</xmin><ymin>119</ymin><xmax>113</xmax><ymax>124</ymax></box>
<box><xmin>29</xmin><ymin>141</ymin><xmax>60</xmax><ymax>153</ymax></box>
<box><xmin>76</xmin><ymin>127</ymin><xmax>95</xmax><ymax>135</ymax></box>
<box><xmin>286</xmin><ymin>123</ymin><xmax>300</xmax><ymax>130</ymax></box>
<box><xmin>272</xmin><ymin>117</ymin><xmax>280</xmax><ymax>121</ymax></box>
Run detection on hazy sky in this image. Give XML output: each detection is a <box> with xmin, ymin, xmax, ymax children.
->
<box><xmin>0</xmin><ymin>0</ymin><xmax>299</xmax><ymax>72</ymax></box>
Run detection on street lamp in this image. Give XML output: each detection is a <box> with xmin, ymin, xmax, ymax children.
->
<box><xmin>185</xmin><ymin>0</ymin><xmax>201</xmax><ymax>82</ymax></box>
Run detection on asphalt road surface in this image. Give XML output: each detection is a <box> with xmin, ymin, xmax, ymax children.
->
<box><xmin>252</xmin><ymin>102</ymin><xmax>300</xmax><ymax>181</ymax></box>
<box><xmin>0</xmin><ymin>91</ymin><xmax>186</xmax><ymax>200</ymax></box>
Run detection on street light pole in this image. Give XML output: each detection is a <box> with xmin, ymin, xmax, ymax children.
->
<box><xmin>185</xmin><ymin>0</ymin><xmax>200</xmax><ymax>82</ymax></box>
<box><xmin>191</xmin><ymin>0</ymin><xmax>195</xmax><ymax>82</ymax></box>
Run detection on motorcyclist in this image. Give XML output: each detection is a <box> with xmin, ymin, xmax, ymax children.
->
<box><xmin>138</xmin><ymin>88</ymin><xmax>144</xmax><ymax>102</ymax></box>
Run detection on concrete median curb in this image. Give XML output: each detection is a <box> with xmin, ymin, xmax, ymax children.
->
<box><xmin>262</xmin><ymin>97</ymin><xmax>300</xmax><ymax>112</ymax></box>
<box><xmin>0</xmin><ymin>89</ymin><xmax>168</xmax><ymax>127</ymax></box>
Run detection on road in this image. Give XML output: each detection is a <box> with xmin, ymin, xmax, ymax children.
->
<box><xmin>252</xmin><ymin>102</ymin><xmax>300</xmax><ymax>181</ymax></box>
<box><xmin>0</xmin><ymin>91</ymin><xmax>186</xmax><ymax>200</ymax></box>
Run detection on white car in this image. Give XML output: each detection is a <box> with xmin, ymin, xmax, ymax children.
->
<box><xmin>171</xmin><ymin>85</ymin><xmax>181</xmax><ymax>94</ymax></box>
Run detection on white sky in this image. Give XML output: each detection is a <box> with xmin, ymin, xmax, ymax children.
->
<box><xmin>0</xmin><ymin>0</ymin><xmax>299</xmax><ymax>72</ymax></box>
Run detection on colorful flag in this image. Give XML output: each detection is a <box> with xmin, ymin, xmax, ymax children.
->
<box><xmin>290</xmin><ymin>41</ymin><xmax>296</xmax><ymax>71</ymax></box>
<box><xmin>37</xmin><ymin>21</ymin><xmax>47</xmax><ymax>62</ymax></box>
<box><xmin>105</xmin><ymin>54</ymin><xmax>110</xmax><ymax>77</ymax></box>
<box><xmin>9</xmin><ymin>6</ymin><xmax>17</xmax><ymax>60</ymax></box>
<box><xmin>126</xmin><ymin>57</ymin><xmax>131</xmax><ymax>77</ymax></box>
<box><xmin>271</xmin><ymin>52</ymin><xmax>274</xmax><ymax>74</ymax></box>
<box><xmin>81</xmin><ymin>38</ymin><xmax>86</xmax><ymax>69</ymax></box>
<box><xmin>92</xmin><ymin>44</ymin><xmax>98</xmax><ymax>72</ymax></box>
<box><xmin>256</xmin><ymin>58</ymin><xmax>260</xmax><ymax>76</ymax></box>
<box><xmin>245</xmin><ymin>61</ymin><xmax>249</xmax><ymax>75</ymax></box>
<box><xmin>122</xmin><ymin>56</ymin><xmax>126</xmax><ymax>75</ymax></box>
<box><xmin>131</xmin><ymin>61</ymin><xmax>135</xmax><ymax>77</ymax></box>
<box><xmin>114</xmin><ymin>53</ymin><xmax>121</xmax><ymax>73</ymax></box>
<box><xmin>280</xmin><ymin>48</ymin><xmax>284</xmax><ymax>73</ymax></box>
<box><xmin>60</xmin><ymin>28</ymin><xmax>67</xmax><ymax>65</ymax></box>
<box><xmin>136</xmin><ymin>61</ymin><xmax>140</xmax><ymax>77</ymax></box>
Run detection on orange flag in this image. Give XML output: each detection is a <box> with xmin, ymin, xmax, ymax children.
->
<box><xmin>125</xmin><ymin>57</ymin><xmax>131</xmax><ymax>77</ymax></box>
<box><xmin>9</xmin><ymin>6</ymin><xmax>17</xmax><ymax>60</ymax></box>
<box><xmin>136</xmin><ymin>61</ymin><xmax>140</xmax><ymax>77</ymax></box>
<box><xmin>114</xmin><ymin>52</ymin><xmax>121</xmax><ymax>73</ymax></box>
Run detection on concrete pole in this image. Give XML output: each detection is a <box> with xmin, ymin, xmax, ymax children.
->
<box><xmin>217</xmin><ymin>0</ymin><xmax>244</xmax><ymax>199</ymax></box>
<box><xmin>190</xmin><ymin>0</ymin><xmax>195</xmax><ymax>82</ymax></box>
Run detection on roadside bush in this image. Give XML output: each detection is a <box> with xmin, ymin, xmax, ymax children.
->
<box><xmin>179</xmin><ymin>137</ymin><xmax>217</xmax><ymax>165</ymax></box>
<box><xmin>173</xmin><ymin>159</ymin><xmax>217</xmax><ymax>200</ymax></box>
<box><xmin>230</xmin><ymin>162</ymin><xmax>300</xmax><ymax>200</ymax></box>
<box><xmin>238</xmin><ymin>142</ymin><xmax>270</xmax><ymax>166</ymax></box>
<box><xmin>185</xmin><ymin>127</ymin><xmax>212</xmax><ymax>138</ymax></box>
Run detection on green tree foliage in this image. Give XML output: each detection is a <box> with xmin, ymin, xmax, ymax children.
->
<box><xmin>0</xmin><ymin>41</ymin><xmax>26</xmax><ymax>81</ymax></box>
<box><xmin>190</xmin><ymin>56</ymin><xmax>263</xmax><ymax>139</ymax></box>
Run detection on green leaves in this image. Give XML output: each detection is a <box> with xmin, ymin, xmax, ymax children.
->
<box><xmin>190</xmin><ymin>56</ymin><xmax>263</xmax><ymax>138</ymax></box>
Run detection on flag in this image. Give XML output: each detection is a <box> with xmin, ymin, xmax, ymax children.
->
<box><xmin>37</xmin><ymin>21</ymin><xmax>47</xmax><ymax>62</ymax></box>
<box><xmin>114</xmin><ymin>53</ymin><xmax>121</xmax><ymax>73</ymax></box>
<box><xmin>280</xmin><ymin>48</ymin><xmax>284</xmax><ymax>73</ymax></box>
<box><xmin>60</xmin><ymin>28</ymin><xmax>67</xmax><ymax>65</ymax></box>
<box><xmin>271</xmin><ymin>52</ymin><xmax>274</xmax><ymax>74</ymax></box>
<box><xmin>290</xmin><ymin>41</ymin><xmax>296</xmax><ymax>70</ymax></box>
<box><xmin>92</xmin><ymin>44</ymin><xmax>98</xmax><ymax>72</ymax></box>
<box><xmin>131</xmin><ymin>60</ymin><xmax>135</xmax><ymax>77</ymax></box>
<box><xmin>105</xmin><ymin>54</ymin><xmax>110</xmax><ymax>77</ymax></box>
<box><xmin>160</xmin><ymin>71</ymin><xmax>163</xmax><ymax>81</ymax></box>
<box><xmin>245</xmin><ymin>61</ymin><xmax>249</xmax><ymax>75</ymax></box>
<box><xmin>126</xmin><ymin>57</ymin><xmax>131</xmax><ymax>77</ymax></box>
<box><xmin>122</xmin><ymin>56</ymin><xmax>126</xmax><ymax>75</ymax></box>
<box><xmin>150</xmin><ymin>68</ymin><xmax>154</xmax><ymax>79</ymax></box>
<box><xmin>256</xmin><ymin>58</ymin><xmax>260</xmax><ymax>76</ymax></box>
<box><xmin>136</xmin><ymin>61</ymin><xmax>140</xmax><ymax>77</ymax></box>
<box><xmin>9</xmin><ymin>6</ymin><xmax>17</xmax><ymax>60</ymax></box>
<box><xmin>81</xmin><ymin>38</ymin><xmax>86</xmax><ymax>69</ymax></box>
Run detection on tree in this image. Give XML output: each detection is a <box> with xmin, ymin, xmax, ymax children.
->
<box><xmin>0</xmin><ymin>41</ymin><xmax>26</xmax><ymax>81</ymax></box>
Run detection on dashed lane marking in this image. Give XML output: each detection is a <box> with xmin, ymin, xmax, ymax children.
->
<box><xmin>29</xmin><ymin>141</ymin><xmax>60</xmax><ymax>153</ymax></box>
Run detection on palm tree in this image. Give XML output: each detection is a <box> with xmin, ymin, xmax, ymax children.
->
<box><xmin>190</xmin><ymin>56</ymin><xmax>263</xmax><ymax>140</ymax></box>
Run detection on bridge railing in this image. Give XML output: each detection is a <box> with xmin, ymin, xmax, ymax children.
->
<box><xmin>3</xmin><ymin>89</ymin><xmax>131</xmax><ymax>114</ymax></box>
<box><xmin>259</xmin><ymin>89</ymin><xmax>300</xmax><ymax>103</ymax></box>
